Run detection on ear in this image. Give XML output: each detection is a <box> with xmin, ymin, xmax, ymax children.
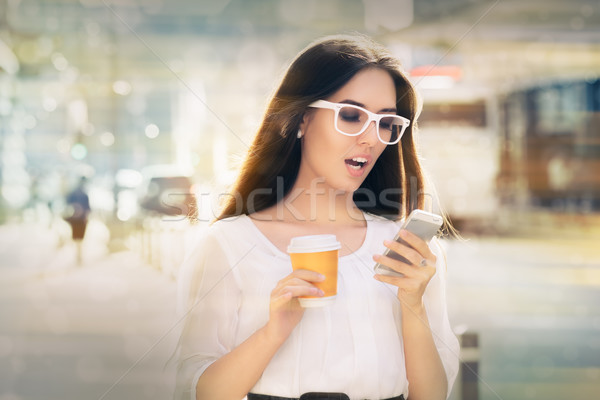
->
<box><xmin>299</xmin><ymin>109</ymin><xmax>314</xmax><ymax>134</ymax></box>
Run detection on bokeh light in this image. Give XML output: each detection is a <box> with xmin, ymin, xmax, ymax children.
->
<box><xmin>112</xmin><ymin>80</ymin><xmax>132</xmax><ymax>96</ymax></box>
<box><xmin>144</xmin><ymin>124</ymin><xmax>160</xmax><ymax>139</ymax></box>
<box><xmin>99</xmin><ymin>131</ymin><xmax>115</xmax><ymax>147</ymax></box>
<box><xmin>50</xmin><ymin>52</ymin><xmax>68</xmax><ymax>71</ymax></box>
<box><xmin>70</xmin><ymin>143</ymin><xmax>88</xmax><ymax>160</ymax></box>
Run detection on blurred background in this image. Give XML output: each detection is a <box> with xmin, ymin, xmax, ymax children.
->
<box><xmin>0</xmin><ymin>0</ymin><xmax>598</xmax><ymax>399</ymax></box>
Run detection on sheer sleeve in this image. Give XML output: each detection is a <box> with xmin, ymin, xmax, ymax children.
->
<box><xmin>172</xmin><ymin>229</ymin><xmax>242</xmax><ymax>400</ymax></box>
<box><xmin>423</xmin><ymin>237</ymin><xmax>460</xmax><ymax>398</ymax></box>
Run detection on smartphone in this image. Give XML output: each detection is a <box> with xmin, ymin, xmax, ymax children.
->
<box><xmin>373</xmin><ymin>209</ymin><xmax>443</xmax><ymax>277</ymax></box>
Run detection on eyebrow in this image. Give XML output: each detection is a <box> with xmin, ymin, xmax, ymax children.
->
<box><xmin>338</xmin><ymin>99</ymin><xmax>397</xmax><ymax>114</ymax></box>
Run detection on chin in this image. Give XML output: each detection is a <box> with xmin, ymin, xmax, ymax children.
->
<box><xmin>335</xmin><ymin>179</ymin><xmax>366</xmax><ymax>194</ymax></box>
<box><xmin>320</xmin><ymin>169</ymin><xmax>369</xmax><ymax>194</ymax></box>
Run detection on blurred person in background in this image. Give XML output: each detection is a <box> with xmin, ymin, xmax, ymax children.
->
<box><xmin>173</xmin><ymin>35</ymin><xmax>459</xmax><ymax>400</ymax></box>
<box><xmin>64</xmin><ymin>176</ymin><xmax>91</xmax><ymax>265</ymax></box>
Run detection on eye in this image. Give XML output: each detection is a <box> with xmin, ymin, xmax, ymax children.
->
<box><xmin>379</xmin><ymin>117</ymin><xmax>394</xmax><ymax>131</ymax></box>
<box><xmin>339</xmin><ymin>107</ymin><xmax>363</xmax><ymax>123</ymax></box>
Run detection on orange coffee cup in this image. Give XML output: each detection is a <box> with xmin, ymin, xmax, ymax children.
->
<box><xmin>287</xmin><ymin>234</ymin><xmax>341</xmax><ymax>307</ymax></box>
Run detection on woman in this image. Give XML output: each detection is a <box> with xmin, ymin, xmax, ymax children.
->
<box><xmin>173</xmin><ymin>34</ymin><xmax>459</xmax><ymax>400</ymax></box>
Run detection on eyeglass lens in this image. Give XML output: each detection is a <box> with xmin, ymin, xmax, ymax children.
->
<box><xmin>338</xmin><ymin>105</ymin><xmax>404</xmax><ymax>143</ymax></box>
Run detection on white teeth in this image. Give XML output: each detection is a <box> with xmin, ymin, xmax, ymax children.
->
<box><xmin>346</xmin><ymin>156</ymin><xmax>368</xmax><ymax>171</ymax></box>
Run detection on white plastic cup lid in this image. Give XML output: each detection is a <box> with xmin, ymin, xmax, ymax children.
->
<box><xmin>287</xmin><ymin>234</ymin><xmax>341</xmax><ymax>254</ymax></box>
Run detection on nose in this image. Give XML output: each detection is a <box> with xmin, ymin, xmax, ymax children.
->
<box><xmin>358</xmin><ymin>120</ymin><xmax>379</xmax><ymax>146</ymax></box>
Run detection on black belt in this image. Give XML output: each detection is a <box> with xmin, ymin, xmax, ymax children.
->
<box><xmin>248</xmin><ymin>393</ymin><xmax>405</xmax><ymax>400</ymax></box>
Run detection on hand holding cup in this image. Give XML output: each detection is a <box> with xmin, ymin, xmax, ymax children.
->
<box><xmin>287</xmin><ymin>234</ymin><xmax>341</xmax><ymax>307</ymax></box>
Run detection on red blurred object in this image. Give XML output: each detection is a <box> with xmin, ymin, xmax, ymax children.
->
<box><xmin>410</xmin><ymin>65</ymin><xmax>462</xmax><ymax>81</ymax></box>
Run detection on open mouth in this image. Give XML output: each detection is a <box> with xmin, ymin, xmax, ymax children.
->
<box><xmin>345</xmin><ymin>157</ymin><xmax>368</xmax><ymax>171</ymax></box>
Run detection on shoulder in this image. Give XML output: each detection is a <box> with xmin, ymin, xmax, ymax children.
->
<box><xmin>177</xmin><ymin>217</ymin><xmax>251</xmax><ymax>284</ymax></box>
<box><xmin>196</xmin><ymin>215</ymin><xmax>248</xmax><ymax>248</ymax></box>
<box><xmin>209</xmin><ymin>215</ymin><xmax>249</xmax><ymax>237</ymax></box>
<box><xmin>195</xmin><ymin>215</ymin><xmax>256</xmax><ymax>261</ymax></box>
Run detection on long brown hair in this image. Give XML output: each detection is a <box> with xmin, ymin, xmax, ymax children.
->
<box><xmin>217</xmin><ymin>34</ymin><xmax>425</xmax><ymax>222</ymax></box>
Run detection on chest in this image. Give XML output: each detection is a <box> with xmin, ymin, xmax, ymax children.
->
<box><xmin>254</xmin><ymin>222</ymin><xmax>367</xmax><ymax>257</ymax></box>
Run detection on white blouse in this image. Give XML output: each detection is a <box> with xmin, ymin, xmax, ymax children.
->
<box><xmin>173</xmin><ymin>212</ymin><xmax>459</xmax><ymax>400</ymax></box>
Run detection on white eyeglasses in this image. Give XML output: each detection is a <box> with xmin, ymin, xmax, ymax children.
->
<box><xmin>308</xmin><ymin>100</ymin><xmax>410</xmax><ymax>145</ymax></box>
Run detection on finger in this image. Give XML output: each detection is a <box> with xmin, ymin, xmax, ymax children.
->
<box><xmin>271</xmin><ymin>290</ymin><xmax>293</xmax><ymax>308</ymax></box>
<box><xmin>383</xmin><ymin>239</ymin><xmax>422</xmax><ymax>266</ymax></box>
<box><xmin>282</xmin><ymin>285</ymin><xmax>324</xmax><ymax>298</ymax></box>
<box><xmin>373</xmin><ymin>253</ymin><xmax>414</xmax><ymax>276</ymax></box>
<box><xmin>398</xmin><ymin>230</ymin><xmax>436</xmax><ymax>261</ymax></box>
<box><xmin>278</xmin><ymin>276</ymin><xmax>323</xmax><ymax>290</ymax></box>
<box><xmin>289</xmin><ymin>269</ymin><xmax>326</xmax><ymax>282</ymax></box>
<box><xmin>374</xmin><ymin>272</ymin><xmax>411</xmax><ymax>288</ymax></box>
<box><xmin>374</xmin><ymin>273</ymin><xmax>425</xmax><ymax>294</ymax></box>
<box><xmin>273</xmin><ymin>276</ymin><xmax>323</xmax><ymax>296</ymax></box>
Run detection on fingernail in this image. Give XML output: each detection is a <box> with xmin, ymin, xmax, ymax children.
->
<box><xmin>383</xmin><ymin>240</ymin><xmax>392</xmax><ymax>246</ymax></box>
<box><xmin>373</xmin><ymin>254</ymin><xmax>381</xmax><ymax>261</ymax></box>
<box><xmin>318</xmin><ymin>289</ymin><xmax>325</xmax><ymax>296</ymax></box>
<box><xmin>318</xmin><ymin>274</ymin><xmax>326</xmax><ymax>281</ymax></box>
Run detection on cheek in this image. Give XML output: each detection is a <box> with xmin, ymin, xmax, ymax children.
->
<box><xmin>305</xmin><ymin>125</ymin><xmax>346</xmax><ymax>156</ymax></box>
<box><xmin>372</xmin><ymin>144</ymin><xmax>388</xmax><ymax>163</ymax></box>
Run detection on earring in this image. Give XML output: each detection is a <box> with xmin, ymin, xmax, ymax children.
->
<box><xmin>297</xmin><ymin>129</ymin><xmax>303</xmax><ymax>139</ymax></box>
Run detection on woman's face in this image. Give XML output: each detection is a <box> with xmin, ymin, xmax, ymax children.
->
<box><xmin>298</xmin><ymin>67</ymin><xmax>397</xmax><ymax>193</ymax></box>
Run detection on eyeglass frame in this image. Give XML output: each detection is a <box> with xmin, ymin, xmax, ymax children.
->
<box><xmin>307</xmin><ymin>99</ymin><xmax>411</xmax><ymax>145</ymax></box>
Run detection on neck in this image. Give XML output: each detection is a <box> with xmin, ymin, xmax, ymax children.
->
<box><xmin>278</xmin><ymin>179</ymin><xmax>364</xmax><ymax>225</ymax></box>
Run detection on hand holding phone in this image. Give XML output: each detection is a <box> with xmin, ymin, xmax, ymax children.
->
<box><xmin>373</xmin><ymin>209</ymin><xmax>443</xmax><ymax>277</ymax></box>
